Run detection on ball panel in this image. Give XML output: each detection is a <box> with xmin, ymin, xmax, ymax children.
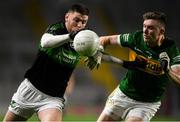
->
<box><xmin>73</xmin><ymin>30</ymin><xmax>99</xmax><ymax>56</ymax></box>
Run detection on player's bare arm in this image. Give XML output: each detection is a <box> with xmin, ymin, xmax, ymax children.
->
<box><xmin>168</xmin><ymin>64</ymin><xmax>180</xmax><ymax>84</ymax></box>
<box><xmin>99</xmin><ymin>35</ymin><xmax>119</xmax><ymax>47</ymax></box>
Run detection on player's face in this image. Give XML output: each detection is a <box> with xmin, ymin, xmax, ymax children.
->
<box><xmin>143</xmin><ymin>19</ymin><xmax>165</xmax><ymax>47</ymax></box>
<box><xmin>65</xmin><ymin>11</ymin><xmax>88</xmax><ymax>32</ymax></box>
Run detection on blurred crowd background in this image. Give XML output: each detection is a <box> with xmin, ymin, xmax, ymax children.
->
<box><xmin>0</xmin><ymin>0</ymin><xmax>180</xmax><ymax>120</ymax></box>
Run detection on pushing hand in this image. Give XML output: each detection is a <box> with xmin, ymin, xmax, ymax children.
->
<box><xmin>69</xmin><ymin>30</ymin><xmax>80</xmax><ymax>40</ymax></box>
<box><xmin>84</xmin><ymin>45</ymin><xmax>104</xmax><ymax>70</ymax></box>
<box><xmin>159</xmin><ymin>52</ymin><xmax>170</xmax><ymax>73</ymax></box>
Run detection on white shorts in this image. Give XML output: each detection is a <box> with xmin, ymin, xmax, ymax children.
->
<box><xmin>101</xmin><ymin>86</ymin><xmax>161</xmax><ymax>121</ymax></box>
<box><xmin>8</xmin><ymin>79</ymin><xmax>65</xmax><ymax>119</ymax></box>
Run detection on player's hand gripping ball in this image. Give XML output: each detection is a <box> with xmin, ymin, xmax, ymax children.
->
<box><xmin>73</xmin><ymin>30</ymin><xmax>99</xmax><ymax>56</ymax></box>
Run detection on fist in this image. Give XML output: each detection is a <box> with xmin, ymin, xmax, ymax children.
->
<box><xmin>69</xmin><ymin>30</ymin><xmax>79</xmax><ymax>40</ymax></box>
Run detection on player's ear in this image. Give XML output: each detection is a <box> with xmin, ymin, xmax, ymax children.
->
<box><xmin>160</xmin><ymin>27</ymin><xmax>165</xmax><ymax>35</ymax></box>
<box><xmin>65</xmin><ymin>13</ymin><xmax>69</xmax><ymax>22</ymax></box>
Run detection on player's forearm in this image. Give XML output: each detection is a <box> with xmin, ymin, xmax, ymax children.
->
<box><xmin>100</xmin><ymin>35</ymin><xmax>119</xmax><ymax>47</ymax></box>
<box><xmin>41</xmin><ymin>33</ymin><xmax>71</xmax><ymax>48</ymax></box>
<box><xmin>102</xmin><ymin>54</ymin><xmax>123</xmax><ymax>65</ymax></box>
<box><xmin>168</xmin><ymin>65</ymin><xmax>180</xmax><ymax>84</ymax></box>
<box><xmin>101</xmin><ymin>54</ymin><xmax>144</xmax><ymax>70</ymax></box>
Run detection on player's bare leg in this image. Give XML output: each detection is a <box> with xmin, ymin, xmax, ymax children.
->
<box><xmin>38</xmin><ymin>108</ymin><xmax>62</xmax><ymax>122</ymax></box>
<box><xmin>97</xmin><ymin>113</ymin><xmax>116</xmax><ymax>122</ymax></box>
<box><xmin>3</xmin><ymin>110</ymin><xmax>27</xmax><ymax>122</ymax></box>
<box><xmin>125</xmin><ymin>116</ymin><xmax>144</xmax><ymax>122</ymax></box>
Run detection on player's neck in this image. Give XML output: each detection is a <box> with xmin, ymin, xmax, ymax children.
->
<box><xmin>157</xmin><ymin>35</ymin><xmax>165</xmax><ymax>47</ymax></box>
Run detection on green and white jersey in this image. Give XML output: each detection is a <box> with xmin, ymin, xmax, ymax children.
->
<box><xmin>118</xmin><ymin>30</ymin><xmax>180</xmax><ymax>102</ymax></box>
<box><xmin>24</xmin><ymin>22</ymin><xmax>80</xmax><ymax>97</ymax></box>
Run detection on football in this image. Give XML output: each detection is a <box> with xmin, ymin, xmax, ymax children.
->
<box><xmin>73</xmin><ymin>30</ymin><xmax>99</xmax><ymax>56</ymax></box>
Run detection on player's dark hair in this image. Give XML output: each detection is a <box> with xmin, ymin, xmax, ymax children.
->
<box><xmin>143</xmin><ymin>11</ymin><xmax>167</xmax><ymax>27</ymax></box>
<box><xmin>68</xmin><ymin>3</ymin><xmax>89</xmax><ymax>15</ymax></box>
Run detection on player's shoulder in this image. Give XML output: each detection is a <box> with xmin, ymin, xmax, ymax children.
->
<box><xmin>163</xmin><ymin>37</ymin><xmax>176</xmax><ymax>47</ymax></box>
<box><xmin>48</xmin><ymin>21</ymin><xmax>65</xmax><ymax>30</ymax></box>
<box><xmin>129</xmin><ymin>30</ymin><xmax>143</xmax><ymax>44</ymax></box>
<box><xmin>131</xmin><ymin>30</ymin><xmax>143</xmax><ymax>39</ymax></box>
<box><xmin>45</xmin><ymin>21</ymin><xmax>68</xmax><ymax>35</ymax></box>
<box><xmin>134</xmin><ymin>30</ymin><xmax>143</xmax><ymax>34</ymax></box>
<box><xmin>165</xmin><ymin>37</ymin><xmax>176</xmax><ymax>44</ymax></box>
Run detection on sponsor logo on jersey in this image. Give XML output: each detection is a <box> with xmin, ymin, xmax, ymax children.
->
<box><xmin>146</xmin><ymin>63</ymin><xmax>162</xmax><ymax>72</ymax></box>
<box><xmin>145</xmin><ymin>60</ymin><xmax>164</xmax><ymax>75</ymax></box>
<box><xmin>136</xmin><ymin>55</ymin><xmax>164</xmax><ymax>75</ymax></box>
<box><xmin>57</xmin><ymin>49</ymin><xmax>78</xmax><ymax>65</ymax></box>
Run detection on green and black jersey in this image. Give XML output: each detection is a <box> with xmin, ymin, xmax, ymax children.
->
<box><xmin>118</xmin><ymin>30</ymin><xmax>180</xmax><ymax>102</ymax></box>
<box><xmin>24</xmin><ymin>22</ymin><xmax>80</xmax><ymax>97</ymax></box>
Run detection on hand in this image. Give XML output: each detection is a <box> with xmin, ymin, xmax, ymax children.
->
<box><xmin>159</xmin><ymin>52</ymin><xmax>170</xmax><ymax>73</ymax></box>
<box><xmin>69</xmin><ymin>28</ymin><xmax>88</xmax><ymax>40</ymax></box>
<box><xmin>69</xmin><ymin>29</ymin><xmax>85</xmax><ymax>48</ymax></box>
<box><xmin>84</xmin><ymin>45</ymin><xmax>104</xmax><ymax>70</ymax></box>
<box><xmin>69</xmin><ymin>30</ymin><xmax>80</xmax><ymax>40</ymax></box>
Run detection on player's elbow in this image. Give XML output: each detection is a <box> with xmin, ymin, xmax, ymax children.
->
<box><xmin>40</xmin><ymin>40</ymin><xmax>48</xmax><ymax>48</ymax></box>
<box><xmin>40</xmin><ymin>33</ymin><xmax>53</xmax><ymax>48</ymax></box>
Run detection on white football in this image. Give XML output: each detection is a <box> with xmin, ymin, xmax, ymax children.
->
<box><xmin>73</xmin><ymin>30</ymin><xmax>99</xmax><ymax>56</ymax></box>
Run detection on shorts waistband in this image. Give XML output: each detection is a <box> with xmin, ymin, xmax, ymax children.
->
<box><xmin>23</xmin><ymin>78</ymin><xmax>51</xmax><ymax>98</ymax></box>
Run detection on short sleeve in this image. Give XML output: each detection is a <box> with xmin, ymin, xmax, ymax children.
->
<box><xmin>171</xmin><ymin>47</ymin><xmax>180</xmax><ymax>65</ymax></box>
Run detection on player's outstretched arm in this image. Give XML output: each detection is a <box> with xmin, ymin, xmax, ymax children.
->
<box><xmin>102</xmin><ymin>54</ymin><xmax>124</xmax><ymax>65</ymax></box>
<box><xmin>41</xmin><ymin>29</ymin><xmax>84</xmax><ymax>48</ymax></box>
<box><xmin>102</xmin><ymin>54</ymin><xmax>167</xmax><ymax>75</ymax></box>
<box><xmin>102</xmin><ymin>54</ymin><xmax>146</xmax><ymax>70</ymax></box>
<box><xmin>99</xmin><ymin>35</ymin><xmax>119</xmax><ymax>47</ymax></box>
<box><xmin>41</xmin><ymin>33</ymin><xmax>71</xmax><ymax>48</ymax></box>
